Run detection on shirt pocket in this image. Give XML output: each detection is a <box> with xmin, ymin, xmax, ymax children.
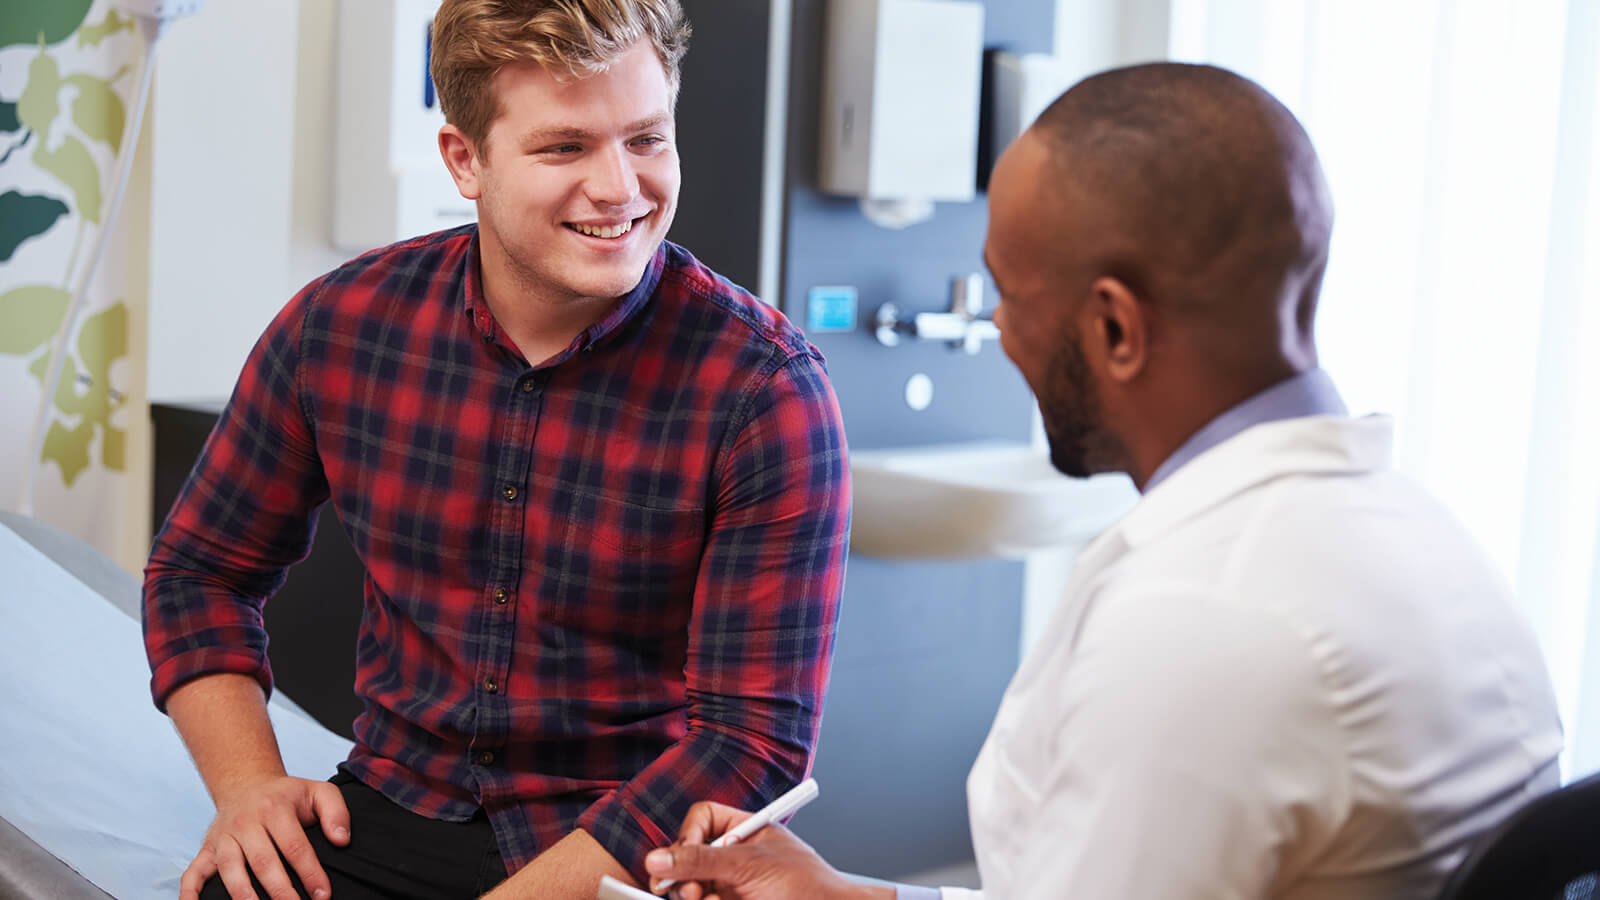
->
<box><xmin>545</xmin><ymin>491</ymin><xmax>707</xmax><ymax>636</ymax></box>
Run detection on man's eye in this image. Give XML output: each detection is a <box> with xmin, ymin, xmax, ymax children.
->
<box><xmin>634</xmin><ymin>136</ymin><xmax>663</xmax><ymax>148</ymax></box>
<box><xmin>540</xmin><ymin>144</ymin><xmax>581</xmax><ymax>155</ymax></box>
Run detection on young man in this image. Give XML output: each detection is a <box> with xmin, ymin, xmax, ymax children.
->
<box><xmin>142</xmin><ymin>3</ymin><xmax>850</xmax><ymax>899</ymax></box>
<box><xmin>644</xmin><ymin>63</ymin><xmax>1563</xmax><ymax>900</ymax></box>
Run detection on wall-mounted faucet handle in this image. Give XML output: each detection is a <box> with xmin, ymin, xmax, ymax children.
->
<box><xmin>875</xmin><ymin>302</ymin><xmax>907</xmax><ymax>347</ymax></box>
<box><xmin>951</xmin><ymin>272</ymin><xmax>984</xmax><ymax>318</ymax></box>
<box><xmin>872</xmin><ymin>274</ymin><xmax>1000</xmax><ymax>354</ymax></box>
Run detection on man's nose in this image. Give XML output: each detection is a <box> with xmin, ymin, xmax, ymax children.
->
<box><xmin>585</xmin><ymin>144</ymin><xmax>639</xmax><ymax>207</ymax></box>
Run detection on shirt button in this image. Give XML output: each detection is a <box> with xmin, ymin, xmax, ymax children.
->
<box><xmin>493</xmin><ymin>588</ymin><xmax>508</xmax><ymax>604</ymax></box>
<box><xmin>520</xmin><ymin>378</ymin><xmax>536</xmax><ymax>393</ymax></box>
<box><xmin>501</xmin><ymin>485</ymin><xmax>518</xmax><ymax>501</ymax></box>
<box><xmin>485</xmin><ymin>679</ymin><xmax>499</xmax><ymax>694</ymax></box>
<box><xmin>477</xmin><ymin>750</ymin><xmax>495</xmax><ymax>765</ymax></box>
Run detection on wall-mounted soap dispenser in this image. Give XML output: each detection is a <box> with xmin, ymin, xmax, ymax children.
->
<box><xmin>335</xmin><ymin>0</ymin><xmax>476</xmax><ymax>252</ymax></box>
<box><xmin>817</xmin><ymin>0</ymin><xmax>985</xmax><ymax>227</ymax></box>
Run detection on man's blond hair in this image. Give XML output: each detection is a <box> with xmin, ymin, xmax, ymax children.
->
<box><xmin>430</xmin><ymin>0</ymin><xmax>691</xmax><ymax>153</ymax></box>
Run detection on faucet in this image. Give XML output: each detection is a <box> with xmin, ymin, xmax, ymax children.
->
<box><xmin>874</xmin><ymin>274</ymin><xmax>1001</xmax><ymax>355</ymax></box>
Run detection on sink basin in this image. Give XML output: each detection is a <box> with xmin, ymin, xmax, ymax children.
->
<box><xmin>849</xmin><ymin>442</ymin><xmax>1139</xmax><ymax>560</ymax></box>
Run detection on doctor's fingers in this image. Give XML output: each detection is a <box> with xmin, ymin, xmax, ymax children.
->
<box><xmin>676</xmin><ymin>800</ymin><xmax>755</xmax><ymax>847</ymax></box>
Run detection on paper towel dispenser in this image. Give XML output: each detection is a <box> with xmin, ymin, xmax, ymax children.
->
<box><xmin>989</xmin><ymin>51</ymin><xmax>1073</xmax><ymax>165</ymax></box>
<box><xmin>817</xmin><ymin>0</ymin><xmax>985</xmax><ymax>209</ymax></box>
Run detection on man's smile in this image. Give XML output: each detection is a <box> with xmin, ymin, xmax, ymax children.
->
<box><xmin>564</xmin><ymin>215</ymin><xmax>647</xmax><ymax>240</ymax></box>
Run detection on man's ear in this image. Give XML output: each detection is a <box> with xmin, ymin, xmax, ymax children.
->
<box><xmin>439</xmin><ymin>124</ymin><xmax>483</xmax><ymax>200</ymax></box>
<box><xmin>1085</xmin><ymin>276</ymin><xmax>1148</xmax><ymax>384</ymax></box>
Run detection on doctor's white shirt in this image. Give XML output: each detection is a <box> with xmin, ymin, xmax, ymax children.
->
<box><xmin>921</xmin><ymin>380</ymin><xmax>1562</xmax><ymax>900</ymax></box>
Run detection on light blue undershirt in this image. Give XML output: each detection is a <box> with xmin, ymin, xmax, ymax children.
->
<box><xmin>893</xmin><ymin>370</ymin><xmax>1345</xmax><ymax>900</ymax></box>
<box><xmin>1143</xmin><ymin>367</ymin><xmax>1347</xmax><ymax>492</ymax></box>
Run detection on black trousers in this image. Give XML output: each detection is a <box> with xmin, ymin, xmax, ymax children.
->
<box><xmin>199</xmin><ymin>772</ymin><xmax>508</xmax><ymax>900</ymax></box>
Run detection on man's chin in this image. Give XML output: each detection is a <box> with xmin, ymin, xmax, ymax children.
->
<box><xmin>1046</xmin><ymin>433</ymin><xmax>1107</xmax><ymax>480</ymax></box>
<box><xmin>1048</xmin><ymin>452</ymin><xmax>1095</xmax><ymax>480</ymax></box>
<box><xmin>563</xmin><ymin>261</ymin><xmax>654</xmax><ymax>301</ymax></box>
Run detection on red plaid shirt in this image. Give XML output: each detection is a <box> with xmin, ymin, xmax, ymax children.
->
<box><xmin>142</xmin><ymin>228</ymin><xmax>850</xmax><ymax>880</ymax></box>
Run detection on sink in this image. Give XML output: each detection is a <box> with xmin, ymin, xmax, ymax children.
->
<box><xmin>848</xmin><ymin>442</ymin><xmax>1139</xmax><ymax>560</ymax></box>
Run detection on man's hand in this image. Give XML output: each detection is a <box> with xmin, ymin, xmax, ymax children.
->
<box><xmin>180</xmin><ymin>774</ymin><xmax>351</xmax><ymax>900</ymax></box>
<box><xmin>644</xmin><ymin>802</ymin><xmax>889</xmax><ymax>900</ymax></box>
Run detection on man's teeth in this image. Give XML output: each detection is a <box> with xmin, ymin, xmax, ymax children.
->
<box><xmin>572</xmin><ymin>220</ymin><xmax>633</xmax><ymax>239</ymax></box>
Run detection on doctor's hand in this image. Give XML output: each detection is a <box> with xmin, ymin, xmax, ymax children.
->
<box><xmin>645</xmin><ymin>801</ymin><xmax>892</xmax><ymax>900</ymax></box>
<box><xmin>180</xmin><ymin>774</ymin><xmax>351</xmax><ymax>900</ymax></box>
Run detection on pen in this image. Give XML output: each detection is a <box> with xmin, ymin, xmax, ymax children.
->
<box><xmin>651</xmin><ymin>777</ymin><xmax>820</xmax><ymax>893</ymax></box>
<box><xmin>599</xmin><ymin>875</ymin><xmax>663</xmax><ymax>900</ymax></box>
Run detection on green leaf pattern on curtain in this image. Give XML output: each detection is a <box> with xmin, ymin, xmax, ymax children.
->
<box><xmin>66</xmin><ymin>73</ymin><xmax>126</xmax><ymax>154</ymax></box>
<box><xmin>0</xmin><ymin>192</ymin><xmax>71</xmax><ymax>262</ymax></box>
<box><xmin>0</xmin><ymin>0</ymin><xmax>94</xmax><ymax>49</ymax></box>
<box><xmin>0</xmin><ymin>285</ymin><xmax>71</xmax><ymax>355</ymax></box>
<box><xmin>1</xmin><ymin>2</ymin><xmax>136</xmax><ymax>480</ymax></box>
<box><xmin>77</xmin><ymin>9</ymin><xmax>135</xmax><ymax>49</ymax></box>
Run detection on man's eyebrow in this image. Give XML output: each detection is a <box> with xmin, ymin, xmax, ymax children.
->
<box><xmin>517</xmin><ymin>114</ymin><xmax>672</xmax><ymax>146</ymax></box>
<box><xmin>625</xmin><ymin>113</ymin><xmax>672</xmax><ymax>134</ymax></box>
<box><xmin>519</xmin><ymin>125</ymin><xmax>596</xmax><ymax>144</ymax></box>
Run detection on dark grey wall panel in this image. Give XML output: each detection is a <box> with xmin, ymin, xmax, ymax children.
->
<box><xmin>797</xmin><ymin>557</ymin><xmax>1023</xmax><ymax>878</ymax></box>
<box><xmin>782</xmin><ymin>0</ymin><xmax>1045</xmax><ymax>451</ymax></box>
<box><xmin>671</xmin><ymin>0</ymin><xmax>773</xmax><ymax>295</ymax></box>
<box><xmin>776</xmin><ymin>0</ymin><xmax>1055</xmax><ymax>880</ymax></box>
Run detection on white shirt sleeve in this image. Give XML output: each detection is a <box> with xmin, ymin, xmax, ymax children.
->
<box><xmin>995</xmin><ymin>587</ymin><xmax>1350</xmax><ymax>900</ymax></box>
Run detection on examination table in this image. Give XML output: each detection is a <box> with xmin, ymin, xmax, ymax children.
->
<box><xmin>0</xmin><ymin>512</ymin><xmax>354</xmax><ymax>900</ymax></box>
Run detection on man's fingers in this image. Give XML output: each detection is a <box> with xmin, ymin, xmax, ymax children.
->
<box><xmin>266</xmin><ymin>811</ymin><xmax>331</xmax><ymax>900</ymax></box>
<box><xmin>180</xmin><ymin>845</ymin><xmax>219</xmax><ymax>900</ymax></box>
<box><xmin>213</xmin><ymin>835</ymin><xmax>260</xmax><ymax>900</ymax></box>
<box><xmin>308</xmin><ymin>780</ymin><xmax>352</xmax><ymax>846</ymax></box>
<box><xmin>236</xmin><ymin>826</ymin><xmax>299</xmax><ymax>900</ymax></box>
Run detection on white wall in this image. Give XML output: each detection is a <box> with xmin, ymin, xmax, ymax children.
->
<box><xmin>147</xmin><ymin>0</ymin><xmax>348</xmax><ymax>404</ymax></box>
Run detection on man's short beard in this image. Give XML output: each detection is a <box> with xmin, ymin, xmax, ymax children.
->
<box><xmin>1040</xmin><ymin>327</ymin><xmax>1127</xmax><ymax>478</ymax></box>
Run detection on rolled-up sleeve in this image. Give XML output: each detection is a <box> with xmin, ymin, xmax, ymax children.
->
<box><xmin>576</xmin><ymin>351</ymin><xmax>850</xmax><ymax>879</ymax></box>
<box><xmin>142</xmin><ymin>282</ymin><xmax>330</xmax><ymax>711</ymax></box>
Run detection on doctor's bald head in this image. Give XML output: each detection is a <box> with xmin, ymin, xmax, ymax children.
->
<box><xmin>985</xmin><ymin>63</ymin><xmax>1336</xmax><ymax>487</ymax></box>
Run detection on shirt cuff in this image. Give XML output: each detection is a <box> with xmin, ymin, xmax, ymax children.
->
<box><xmin>578</xmin><ymin>793</ymin><xmax>671</xmax><ymax>884</ymax></box>
<box><xmin>896</xmin><ymin>886</ymin><xmax>944</xmax><ymax>900</ymax></box>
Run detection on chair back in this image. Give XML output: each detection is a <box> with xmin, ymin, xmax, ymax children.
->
<box><xmin>1436</xmin><ymin>770</ymin><xmax>1600</xmax><ymax>900</ymax></box>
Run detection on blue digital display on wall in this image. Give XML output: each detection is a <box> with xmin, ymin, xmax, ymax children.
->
<box><xmin>807</xmin><ymin>285</ymin><xmax>858</xmax><ymax>333</ymax></box>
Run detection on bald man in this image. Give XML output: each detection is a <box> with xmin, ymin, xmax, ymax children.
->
<box><xmin>641</xmin><ymin>63</ymin><xmax>1564</xmax><ymax>900</ymax></box>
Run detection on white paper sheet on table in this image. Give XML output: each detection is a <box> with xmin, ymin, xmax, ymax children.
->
<box><xmin>0</xmin><ymin>524</ymin><xmax>355</xmax><ymax>900</ymax></box>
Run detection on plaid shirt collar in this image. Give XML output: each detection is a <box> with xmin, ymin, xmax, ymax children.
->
<box><xmin>458</xmin><ymin>227</ymin><xmax>668</xmax><ymax>361</ymax></box>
